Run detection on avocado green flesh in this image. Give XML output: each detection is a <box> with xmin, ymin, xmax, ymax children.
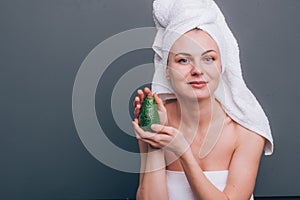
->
<box><xmin>139</xmin><ymin>96</ymin><xmax>160</xmax><ymax>132</ymax></box>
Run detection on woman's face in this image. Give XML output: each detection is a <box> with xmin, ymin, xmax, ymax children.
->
<box><xmin>167</xmin><ymin>29</ymin><xmax>222</xmax><ymax>101</ymax></box>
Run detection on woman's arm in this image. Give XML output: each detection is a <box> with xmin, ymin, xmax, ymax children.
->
<box><xmin>179</xmin><ymin>129</ymin><xmax>265</xmax><ymax>200</ymax></box>
<box><xmin>223</xmin><ymin>129</ymin><xmax>265</xmax><ymax>199</ymax></box>
<box><xmin>136</xmin><ymin>130</ymin><xmax>169</xmax><ymax>200</ymax></box>
<box><xmin>136</xmin><ymin>144</ymin><xmax>169</xmax><ymax>200</ymax></box>
<box><xmin>133</xmin><ymin>88</ymin><xmax>169</xmax><ymax>199</ymax></box>
<box><xmin>136</xmin><ymin>147</ymin><xmax>168</xmax><ymax>200</ymax></box>
<box><xmin>137</xmin><ymin>139</ymin><xmax>148</xmax><ymax>185</ymax></box>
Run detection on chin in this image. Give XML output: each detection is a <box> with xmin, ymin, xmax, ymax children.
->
<box><xmin>176</xmin><ymin>90</ymin><xmax>213</xmax><ymax>101</ymax></box>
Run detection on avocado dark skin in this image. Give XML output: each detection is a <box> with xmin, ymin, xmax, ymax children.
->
<box><xmin>138</xmin><ymin>96</ymin><xmax>160</xmax><ymax>132</ymax></box>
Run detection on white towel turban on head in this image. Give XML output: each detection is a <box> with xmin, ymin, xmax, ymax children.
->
<box><xmin>151</xmin><ymin>0</ymin><xmax>273</xmax><ymax>155</ymax></box>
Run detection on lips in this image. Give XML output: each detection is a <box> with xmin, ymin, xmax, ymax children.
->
<box><xmin>188</xmin><ymin>81</ymin><xmax>208</xmax><ymax>84</ymax></box>
<box><xmin>188</xmin><ymin>80</ymin><xmax>208</xmax><ymax>89</ymax></box>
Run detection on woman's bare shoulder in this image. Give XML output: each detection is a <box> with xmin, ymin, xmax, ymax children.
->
<box><xmin>231</xmin><ymin>119</ymin><xmax>266</xmax><ymax>147</ymax></box>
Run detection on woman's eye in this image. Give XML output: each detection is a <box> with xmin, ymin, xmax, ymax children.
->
<box><xmin>203</xmin><ymin>56</ymin><xmax>215</xmax><ymax>63</ymax></box>
<box><xmin>178</xmin><ymin>58</ymin><xmax>189</xmax><ymax>64</ymax></box>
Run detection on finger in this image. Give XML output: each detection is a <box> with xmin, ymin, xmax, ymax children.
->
<box><xmin>144</xmin><ymin>87</ymin><xmax>152</xmax><ymax>98</ymax></box>
<box><xmin>133</xmin><ymin>96</ymin><xmax>140</xmax><ymax>107</ymax></box>
<box><xmin>133</xmin><ymin>120</ymin><xmax>146</xmax><ymax>140</ymax></box>
<box><xmin>134</xmin><ymin>104</ymin><xmax>141</xmax><ymax>118</ymax></box>
<box><xmin>140</xmin><ymin>138</ymin><xmax>158</xmax><ymax>147</ymax></box>
<box><xmin>137</xmin><ymin>89</ymin><xmax>144</xmax><ymax>104</ymax></box>
<box><xmin>141</xmin><ymin>134</ymin><xmax>170</xmax><ymax>149</ymax></box>
<box><xmin>134</xmin><ymin>118</ymin><xmax>139</xmax><ymax>125</ymax></box>
<box><xmin>153</xmin><ymin>93</ymin><xmax>162</xmax><ymax>104</ymax></box>
<box><xmin>153</xmin><ymin>93</ymin><xmax>166</xmax><ymax>111</ymax></box>
<box><xmin>132</xmin><ymin>121</ymin><xmax>157</xmax><ymax>139</ymax></box>
<box><xmin>134</xmin><ymin>132</ymin><xmax>156</xmax><ymax>146</ymax></box>
<box><xmin>135</xmin><ymin>131</ymin><xmax>141</xmax><ymax>140</ymax></box>
<box><xmin>133</xmin><ymin>125</ymin><xmax>172</xmax><ymax>149</ymax></box>
<box><xmin>133</xmin><ymin>118</ymin><xmax>140</xmax><ymax>130</ymax></box>
<box><xmin>151</xmin><ymin>124</ymin><xmax>176</xmax><ymax>136</ymax></box>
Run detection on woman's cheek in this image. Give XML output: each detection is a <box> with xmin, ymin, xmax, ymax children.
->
<box><xmin>169</xmin><ymin>68</ymin><xmax>187</xmax><ymax>82</ymax></box>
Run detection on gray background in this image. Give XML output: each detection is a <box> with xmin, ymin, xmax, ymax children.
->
<box><xmin>1</xmin><ymin>0</ymin><xmax>299</xmax><ymax>199</ymax></box>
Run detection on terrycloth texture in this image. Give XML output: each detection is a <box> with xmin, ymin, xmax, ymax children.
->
<box><xmin>151</xmin><ymin>0</ymin><xmax>273</xmax><ymax>155</ymax></box>
<box><xmin>166</xmin><ymin>170</ymin><xmax>254</xmax><ymax>200</ymax></box>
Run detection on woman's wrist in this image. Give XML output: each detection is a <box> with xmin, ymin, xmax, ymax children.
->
<box><xmin>178</xmin><ymin>146</ymin><xmax>193</xmax><ymax>162</ymax></box>
<box><xmin>173</xmin><ymin>139</ymin><xmax>191</xmax><ymax>159</ymax></box>
<box><xmin>144</xmin><ymin>148</ymin><xmax>166</xmax><ymax>172</ymax></box>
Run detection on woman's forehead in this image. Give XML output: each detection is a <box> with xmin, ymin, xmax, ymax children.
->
<box><xmin>170</xmin><ymin>30</ymin><xmax>220</xmax><ymax>55</ymax></box>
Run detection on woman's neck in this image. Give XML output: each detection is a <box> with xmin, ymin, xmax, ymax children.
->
<box><xmin>173</xmin><ymin>96</ymin><xmax>225</xmax><ymax>136</ymax></box>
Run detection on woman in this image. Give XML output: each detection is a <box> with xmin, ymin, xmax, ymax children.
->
<box><xmin>132</xmin><ymin>0</ymin><xmax>273</xmax><ymax>199</ymax></box>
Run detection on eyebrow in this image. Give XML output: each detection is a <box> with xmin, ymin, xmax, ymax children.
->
<box><xmin>174</xmin><ymin>50</ymin><xmax>217</xmax><ymax>57</ymax></box>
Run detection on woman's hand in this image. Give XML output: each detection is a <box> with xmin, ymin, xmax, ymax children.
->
<box><xmin>133</xmin><ymin>87</ymin><xmax>169</xmax><ymax>152</ymax></box>
<box><xmin>133</xmin><ymin>87</ymin><xmax>168</xmax><ymax>126</ymax></box>
<box><xmin>132</xmin><ymin>121</ymin><xmax>190</xmax><ymax>157</ymax></box>
<box><xmin>132</xmin><ymin>87</ymin><xmax>189</xmax><ymax>156</ymax></box>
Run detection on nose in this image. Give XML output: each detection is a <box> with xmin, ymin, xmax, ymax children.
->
<box><xmin>190</xmin><ymin>62</ymin><xmax>204</xmax><ymax>76</ymax></box>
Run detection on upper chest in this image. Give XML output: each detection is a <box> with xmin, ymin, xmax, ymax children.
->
<box><xmin>165</xmin><ymin>117</ymin><xmax>239</xmax><ymax>171</ymax></box>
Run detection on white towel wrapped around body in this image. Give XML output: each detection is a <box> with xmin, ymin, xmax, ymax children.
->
<box><xmin>151</xmin><ymin>0</ymin><xmax>273</xmax><ymax>155</ymax></box>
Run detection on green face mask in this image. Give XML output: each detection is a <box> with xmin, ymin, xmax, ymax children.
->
<box><xmin>139</xmin><ymin>96</ymin><xmax>160</xmax><ymax>132</ymax></box>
